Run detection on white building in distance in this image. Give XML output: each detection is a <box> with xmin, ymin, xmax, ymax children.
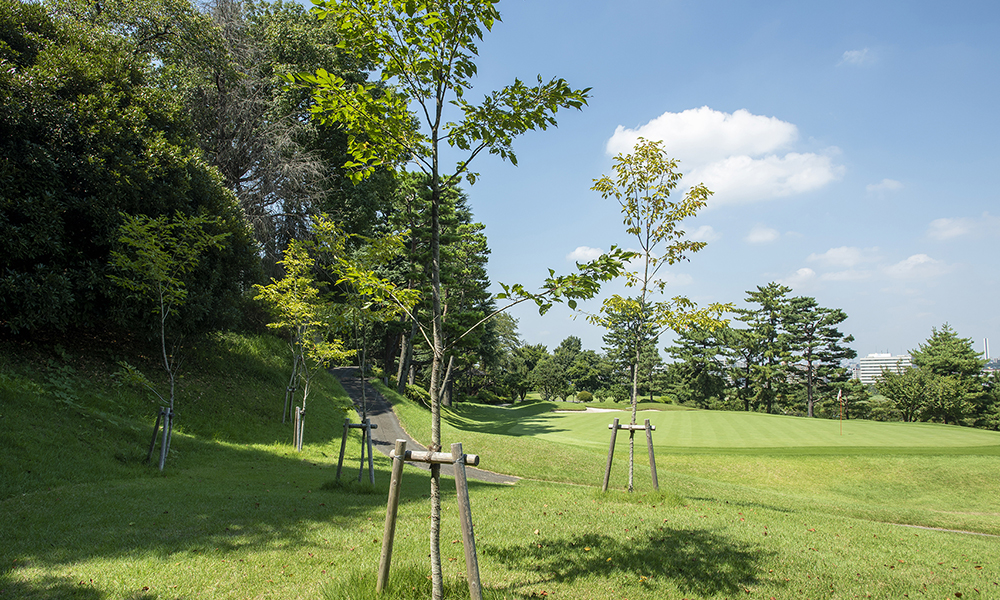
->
<box><xmin>856</xmin><ymin>353</ymin><xmax>912</xmax><ymax>386</ymax></box>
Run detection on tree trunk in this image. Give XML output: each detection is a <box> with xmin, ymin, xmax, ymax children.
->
<box><xmin>629</xmin><ymin>349</ymin><xmax>639</xmax><ymax>493</ymax></box>
<box><xmin>384</xmin><ymin>330</ymin><xmax>400</xmax><ymax>380</ymax></box>
<box><xmin>428</xmin><ymin>130</ymin><xmax>445</xmax><ymax>600</ymax></box>
<box><xmin>397</xmin><ymin>318</ymin><xmax>417</xmax><ymax>394</ymax></box>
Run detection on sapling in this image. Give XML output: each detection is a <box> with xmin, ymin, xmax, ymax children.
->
<box><xmin>109</xmin><ymin>212</ymin><xmax>229</xmax><ymax>470</ymax></box>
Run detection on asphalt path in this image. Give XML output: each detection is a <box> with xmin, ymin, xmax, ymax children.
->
<box><xmin>331</xmin><ymin>367</ymin><xmax>518</xmax><ymax>485</ymax></box>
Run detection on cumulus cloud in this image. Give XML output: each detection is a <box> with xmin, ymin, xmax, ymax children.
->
<box><xmin>866</xmin><ymin>179</ymin><xmax>903</xmax><ymax>194</ymax></box>
<box><xmin>840</xmin><ymin>48</ymin><xmax>873</xmax><ymax>66</ymax></box>
<box><xmin>820</xmin><ymin>269</ymin><xmax>874</xmax><ymax>282</ymax></box>
<box><xmin>606</xmin><ymin>107</ymin><xmax>842</xmax><ymax>206</ymax></box>
<box><xmin>745</xmin><ymin>225</ymin><xmax>779</xmax><ymax>244</ymax></box>
<box><xmin>807</xmin><ymin>246</ymin><xmax>881</xmax><ymax>268</ymax></box>
<box><xmin>926</xmin><ymin>213</ymin><xmax>1000</xmax><ymax>241</ymax></box>
<box><xmin>659</xmin><ymin>271</ymin><xmax>694</xmax><ymax>286</ymax></box>
<box><xmin>883</xmin><ymin>254</ymin><xmax>950</xmax><ymax>279</ymax></box>
<box><xmin>688</xmin><ymin>225</ymin><xmax>720</xmax><ymax>242</ymax></box>
<box><xmin>689</xmin><ymin>152</ymin><xmax>842</xmax><ymax>202</ymax></box>
<box><xmin>780</xmin><ymin>267</ymin><xmax>817</xmax><ymax>287</ymax></box>
<box><xmin>566</xmin><ymin>246</ymin><xmax>603</xmax><ymax>262</ymax></box>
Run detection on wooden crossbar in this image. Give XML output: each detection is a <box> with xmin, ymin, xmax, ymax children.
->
<box><xmin>378</xmin><ymin>440</ymin><xmax>483</xmax><ymax>600</ymax></box>
<box><xmin>608</xmin><ymin>422</ymin><xmax>656</xmax><ymax>431</ymax></box>
<box><xmin>346</xmin><ymin>422</ymin><xmax>378</xmax><ymax>430</ymax></box>
<box><xmin>390</xmin><ymin>449</ymin><xmax>481</xmax><ymax>467</ymax></box>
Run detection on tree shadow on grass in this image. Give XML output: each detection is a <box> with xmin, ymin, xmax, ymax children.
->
<box><xmin>0</xmin><ymin>572</ymin><xmax>106</xmax><ymax>600</ymax></box>
<box><xmin>439</xmin><ymin>402</ymin><xmax>570</xmax><ymax>438</ymax></box>
<box><xmin>0</xmin><ymin>436</ymin><xmax>453</xmax><ymax>584</ymax></box>
<box><xmin>483</xmin><ymin>527</ymin><xmax>780</xmax><ymax>598</ymax></box>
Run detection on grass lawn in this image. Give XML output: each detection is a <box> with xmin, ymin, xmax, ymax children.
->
<box><xmin>3</xmin><ymin>338</ymin><xmax>999</xmax><ymax>599</ymax></box>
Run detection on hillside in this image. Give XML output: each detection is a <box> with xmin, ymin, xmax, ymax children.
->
<box><xmin>0</xmin><ymin>331</ymin><xmax>353</xmax><ymax>501</ymax></box>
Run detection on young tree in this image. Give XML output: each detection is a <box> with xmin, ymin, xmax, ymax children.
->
<box><xmin>589</xmin><ymin>138</ymin><xmax>730</xmax><ymax>492</ymax></box>
<box><xmin>254</xmin><ymin>239</ymin><xmax>354</xmax><ymax>429</ymax></box>
<box><xmin>783</xmin><ymin>297</ymin><xmax>856</xmax><ymax>418</ymax></box>
<box><xmin>296</xmin><ymin>2</ymin><xmax>624</xmax><ymax>593</ymax></box>
<box><xmin>109</xmin><ymin>212</ymin><xmax>230</xmax><ymax>469</ymax></box>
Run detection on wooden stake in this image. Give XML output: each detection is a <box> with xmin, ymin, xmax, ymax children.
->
<box><xmin>645</xmin><ymin>419</ymin><xmax>659</xmax><ymax>491</ymax></box>
<box><xmin>603</xmin><ymin>417</ymin><xmax>619</xmax><ymax>492</ymax></box>
<box><xmin>357</xmin><ymin>421</ymin><xmax>366</xmax><ymax>483</ymax></box>
<box><xmin>451</xmin><ymin>443</ymin><xmax>482</xmax><ymax>600</ymax></box>
<box><xmin>366</xmin><ymin>419</ymin><xmax>376</xmax><ymax>485</ymax></box>
<box><xmin>377</xmin><ymin>439</ymin><xmax>407</xmax><ymax>594</ymax></box>
<box><xmin>146</xmin><ymin>408</ymin><xmax>164</xmax><ymax>464</ymax></box>
<box><xmin>336</xmin><ymin>418</ymin><xmax>349</xmax><ymax>480</ymax></box>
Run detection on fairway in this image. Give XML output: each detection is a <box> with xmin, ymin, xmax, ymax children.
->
<box><xmin>506</xmin><ymin>408</ymin><xmax>1000</xmax><ymax>449</ymax></box>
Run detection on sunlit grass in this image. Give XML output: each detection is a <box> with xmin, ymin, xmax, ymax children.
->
<box><xmin>3</xmin><ymin>337</ymin><xmax>1000</xmax><ymax>599</ymax></box>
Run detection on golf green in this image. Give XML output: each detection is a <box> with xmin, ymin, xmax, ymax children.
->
<box><xmin>508</xmin><ymin>408</ymin><xmax>1000</xmax><ymax>449</ymax></box>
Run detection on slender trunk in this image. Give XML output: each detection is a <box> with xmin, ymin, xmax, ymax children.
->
<box><xmin>159</xmin><ymin>290</ymin><xmax>175</xmax><ymax>412</ymax></box>
<box><xmin>428</xmin><ymin>108</ymin><xmax>445</xmax><ymax>600</ymax></box>
<box><xmin>629</xmin><ymin>348</ymin><xmax>639</xmax><ymax>492</ymax></box>
<box><xmin>283</xmin><ymin>348</ymin><xmax>298</xmax><ymax>423</ymax></box>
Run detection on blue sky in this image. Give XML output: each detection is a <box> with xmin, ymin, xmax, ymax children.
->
<box><xmin>434</xmin><ymin>0</ymin><xmax>1000</xmax><ymax>360</ymax></box>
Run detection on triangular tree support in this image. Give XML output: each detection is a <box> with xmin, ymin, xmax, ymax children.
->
<box><xmin>378</xmin><ymin>439</ymin><xmax>483</xmax><ymax>600</ymax></box>
<box><xmin>336</xmin><ymin>418</ymin><xmax>378</xmax><ymax>485</ymax></box>
<box><xmin>602</xmin><ymin>418</ymin><xmax>659</xmax><ymax>492</ymax></box>
<box><xmin>145</xmin><ymin>407</ymin><xmax>174</xmax><ymax>471</ymax></box>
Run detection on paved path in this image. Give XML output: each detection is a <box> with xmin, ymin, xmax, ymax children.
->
<box><xmin>331</xmin><ymin>367</ymin><xmax>518</xmax><ymax>485</ymax></box>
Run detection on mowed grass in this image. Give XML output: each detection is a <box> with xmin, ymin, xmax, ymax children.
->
<box><xmin>3</xmin><ymin>340</ymin><xmax>1000</xmax><ymax>600</ymax></box>
<box><xmin>380</xmin><ymin>382</ymin><xmax>1000</xmax><ymax>536</ymax></box>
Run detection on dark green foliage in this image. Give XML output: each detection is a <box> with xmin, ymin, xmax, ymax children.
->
<box><xmin>404</xmin><ymin>383</ymin><xmax>430</xmax><ymax>406</ymax></box>
<box><xmin>0</xmin><ymin>1</ymin><xmax>258</xmax><ymax>334</ymax></box>
<box><xmin>876</xmin><ymin>324</ymin><xmax>991</xmax><ymax>427</ymax></box>
<box><xmin>576</xmin><ymin>390</ymin><xmax>593</xmax><ymax>402</ymax></box>
<box><xmin>665</xmin><ymin>326</ymin><xmax>729</xmax><ymax>408</ymax></box>
<box><xmin>783</xmin><ymin>296</ymin><xmax>856</xmax><ymax>418</ymax></box>
<box><xmin>910</xmin><ymin>323</ymin><xmax>986</xmax><ymax>379</ymax></box>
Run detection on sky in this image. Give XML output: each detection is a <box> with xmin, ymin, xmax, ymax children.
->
<box><xmin>427</xmin><ymin>0</ymin><xmax>1000</xmax><ymax>361</ymax></box>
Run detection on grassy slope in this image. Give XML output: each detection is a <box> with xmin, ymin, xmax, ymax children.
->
<box><xmin>3</xmin><ymin>339</ymin><xmax>999</xmax><ymax>600</ymax></box>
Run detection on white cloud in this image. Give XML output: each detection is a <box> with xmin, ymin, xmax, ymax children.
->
<box><xmin>866</xmin><ymin>178</ymin><xmax>903</xmax><ymax>194</ymax></box>
<box><xmin>840</xmin><ymin>48</ymin><xmax>873</xmax><ymax>66</ymax></box>
<box><xmin>606</xmin><ymin>107</ymin><xmax>842</xmax><ymax>206</ymax></box>
<box><xmin>807</xmin><ymin>246</ymin><xmax>881</xmax><ymax>268</ymax></box>
<box><xmin>927</xmin><ymin>218</ymin><xmax>973</xmax><ymax>241</ymax></box>
<box><xmin>607</xmin><ymin>106</ymin><xmax>798</xmax><ymax>163</ymax></box>
<box><xmin>926</xmin><ymin>213</ymin><xmax>1000</xmax><ymax>241</ymax></box>
<box><xmin>780</xmin><ymin>267</ymin><xmax>817</xmax><ymax>287</ymax></box>
<box><xmin>566</xmin><ymin>246</ymin><xmax>603</xmax><ymax>262</ymax></box>
<box><xmin>883</xmin><ymin>254</ymin><xmax>950</xmax><ymax>279</ymax></box>
<box><xmin>688</xmin><ymin>225</ymin><xmax>720</xmax><ymax>242</ymax></box>
<box><xmin>820</xmin><ymin>269</ymin><xmax>874</xmax><ymax>282</ymax></box>
<box><xmin>689</xmin><ymin>152</ymin><xmax>843</xmax><ymax>203</ymax></box>
<box><xmin>659</xmin><ymin>271</ymin><xmax>694</xmax><ymax>286</ymax></box>
<box><xmin>745</xmin><ymin>225</ymin><xmax>779</xmax><ymax>244</ymax></box>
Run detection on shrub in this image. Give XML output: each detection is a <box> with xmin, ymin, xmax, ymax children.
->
<box><xmin>575</xmin><ymin>390</ymin><xmax>593</xmax><ymax>402</ymax></box>
<box><xmin>405</xmin><ymin>384</ymin><xmax>430</xmax><ymax>406</ymax></box>
<box><xmin>476</xmin><ymin>389</ymin><xmax>503</xmax><ymax>405</ymax></box>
